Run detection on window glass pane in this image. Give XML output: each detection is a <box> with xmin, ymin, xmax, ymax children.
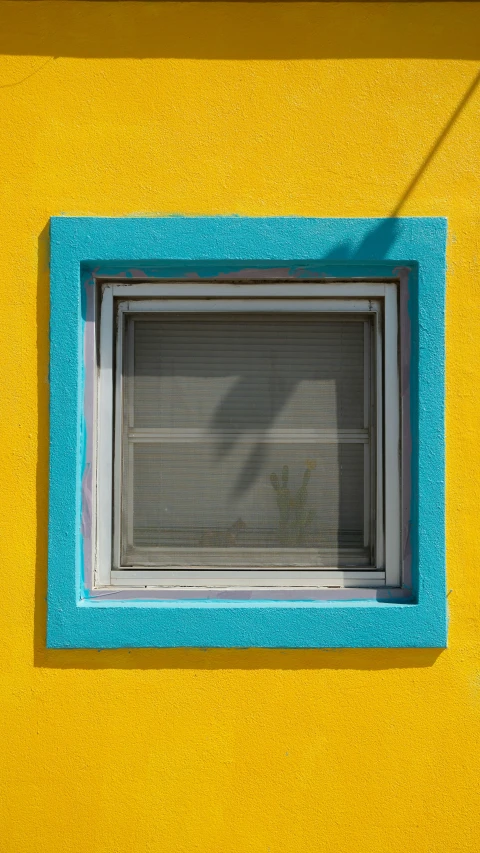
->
<box><xmin>132</xmin><ymin>316</ymin><xmax>365</xmax><ymax>430</ymax></box>
<box><xmin>120</xmin><ymin>313</ymin><xmax>373</xmax><ymax>569</ymax></box>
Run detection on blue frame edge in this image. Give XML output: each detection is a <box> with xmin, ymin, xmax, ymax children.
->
<box><xmin>47</xmin><ymin>216</ymin><xmax>447</xmax><ymax>649</ymax></box>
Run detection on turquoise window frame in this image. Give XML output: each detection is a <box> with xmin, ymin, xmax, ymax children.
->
<box><xmin>47</xmin><ymin>216</ymin><xmax>447</xmax><ymax>649</ymax></box>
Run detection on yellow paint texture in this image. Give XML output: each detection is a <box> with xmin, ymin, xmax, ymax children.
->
<box><xmin>0</xmin><ymin>2</ymin><xmax>480</xmax><ymax>850</ymax></box>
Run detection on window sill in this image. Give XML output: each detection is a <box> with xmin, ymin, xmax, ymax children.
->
<box><xmin>47</xmin><ymin>594</ymin><xmax>445</xmax><ymax>649</ymax></box>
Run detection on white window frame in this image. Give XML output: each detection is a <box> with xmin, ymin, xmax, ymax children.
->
<box><xmin>95</xmin><ymin>281</ymin><xmax>400</xmax><ymax>592</ymax></box>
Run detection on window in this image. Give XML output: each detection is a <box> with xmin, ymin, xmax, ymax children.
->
<box><xmin>47</xmin><ymin>216</ymin><xmax>446</xmax><ymax>648</ymax></box>
<box><xmin>97</xmin><ymin>282</ymin><xmax>400</xmax><ymax>594</ymax></box>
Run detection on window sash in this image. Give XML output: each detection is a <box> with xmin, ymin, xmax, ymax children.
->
<box><xmin>95</xmin><ymin>283</ymin><xmax>400</xmax><ymax>591</ymax></box>
<box><xmin>119</xmin><ymin>312</ymin><xmax>374</xmax><ymax>571</ymax></box>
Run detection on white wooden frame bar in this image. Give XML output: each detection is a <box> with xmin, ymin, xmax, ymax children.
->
<box><xmin>95</xmin><ymin>281</ymin><xmax>401</xmax><ymax>591</ymax></box>
<box><xmin>383</xmin><ymin>284</ymin><xmax>401</xmax><ymax>585</ymax></box>
<box><xmin>116</xmin><ymin>298</ymin><xmax>380</xmax><ymax>314</ymax></box>
<box><xmin>126</xmin><ymin>428</ymin><xmax>370</xmax><ymax>443</ymax></box>
<box><xmin>110</xmin><ymin>282</ymin><xmax>390</xmax><ymax>298</ymax></box>
<box><xmin>96</xmin><ymin>285</ymin><xmax>114</xmax><ymax>586</ymax></box>
<box><xmin>110</xmin><ymin>571</ymin><xmax>386</xmax><ymax>589</ymax></box>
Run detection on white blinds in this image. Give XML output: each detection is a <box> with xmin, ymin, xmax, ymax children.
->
<box><xmin>119</xmin><ymin>313</ymin><xmax>373</xmax><ymax>569</ymax></box>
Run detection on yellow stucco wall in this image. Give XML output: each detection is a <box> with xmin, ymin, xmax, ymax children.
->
<box><xmin>1</xmin><ymin>2</ymin><xmax>479</xmax><ymax>850</ymax></box>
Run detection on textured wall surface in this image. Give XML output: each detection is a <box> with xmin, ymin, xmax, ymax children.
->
<box><xmin>0</xmin><ymin>2</ymin><xmax>479</xmax><ymax>851</ymax></box>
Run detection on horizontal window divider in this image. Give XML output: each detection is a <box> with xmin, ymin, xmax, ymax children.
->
<box><xmin>126</xmin><ymin>428</ymin><xmax>370</xmax><ymax>444</ymax></box>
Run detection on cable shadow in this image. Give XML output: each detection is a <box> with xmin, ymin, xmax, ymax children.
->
<box><xmin>0</xmin><ymin>56</ymin><xmax>56</xmax><ymax>89</ymax></box>
<box><xmin>209</xmin><ymin>49</ymin><xmax>479</xmax><ymax>498</ymax></box>
<box><xmin>391</xmin><ymin>66</ymin><xmax>480</xmax><ymax>217</ymax></box>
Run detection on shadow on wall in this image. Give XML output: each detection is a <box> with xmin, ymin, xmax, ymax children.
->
<box><xmin>1</xmin><ymin>2</ymin><xmax>480</xmax><ymax>61</ymax></box>
<box><xmin>31</xmin><ymin>0</ymin><xmax>473</xmax><ymax>670</ymax></box>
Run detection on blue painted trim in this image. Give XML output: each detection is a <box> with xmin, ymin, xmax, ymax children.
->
<box><xmin>47</xmin><ymin>216</ymin><xmax>447</xmax><ymax>648</ymax></box>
